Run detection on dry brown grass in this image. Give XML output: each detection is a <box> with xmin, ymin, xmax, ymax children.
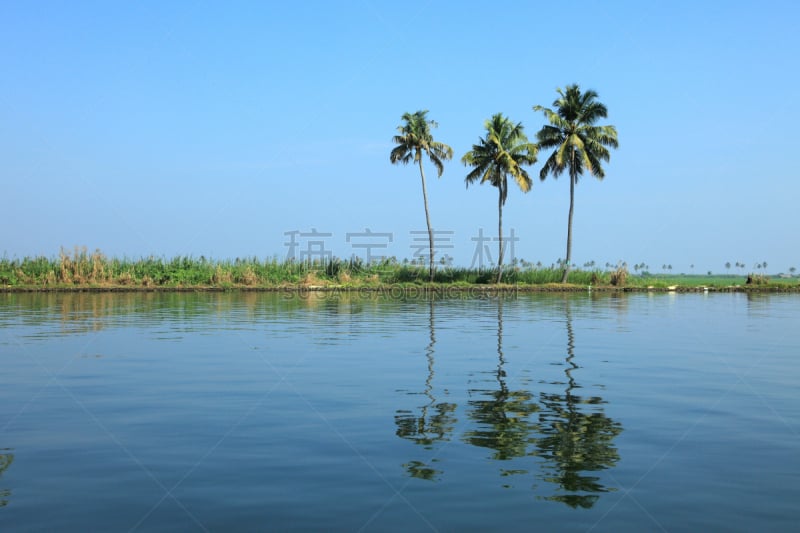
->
<box><xmin>239</xmin><ymin>267</ymin><xmax>258</xmax><ymax>286</ymax></box>
<box><xmin>211</xmin><ymin>266</ymin><xmax>233</xmax><ymax>285</ymax></box>
<box><xmin>610</xmin><ymin>265</ymin><xmax>628</xmax><ymax>286</ymax></box>
<box><xmin>57</xmin><ymin>246</ymin><xmax>110</xmax><ymax>284</ymax></box>
<box><xmin>302</xmin><ymin>272</ymin><xmax>324</xmax><ymax>287</ymax></box>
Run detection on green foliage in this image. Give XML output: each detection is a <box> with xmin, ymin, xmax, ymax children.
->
<box><xmin>462</xmin><ymin>113</ymin><xmax>537</xmax><ymax>204</ymax></box>
<box><xmin>390</xmin><ymin>110</ymin><xmax>453</xmax><ymax>177</ymax></box>
<box><xmin>2</xmin><ymin>250</ymin><xmax>798</xmax><ymax>290</ymax></box>
<box><xmin>534</xmin><ymin>85</ymin><xmax>618</xmax><ymax>183</ymax></box>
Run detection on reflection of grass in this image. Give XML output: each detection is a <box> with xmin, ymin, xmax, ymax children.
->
<box><xmin>0</xmin><ymin>450</ymin><xmax>13</xmax><ymax>508</ymax></box>
<box><xmin>1</xmin><ymin>248</ymin><xmax>798</xmax><ymax>291</ymax></box>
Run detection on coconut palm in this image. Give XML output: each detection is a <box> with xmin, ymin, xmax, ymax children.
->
<box><xmin>462</xmin><ymin>113</ymin><xmax>537</xmax><ymax>283</ymax></box>
<box><xmin>534</xmin><ymin>85</ymin><xmax>619</xmax><ymax>283</ymax></box>
<box><xmin>390</xmin><ymin>110</ymin><xmax>454</xmax><ymax>281</ymax></box>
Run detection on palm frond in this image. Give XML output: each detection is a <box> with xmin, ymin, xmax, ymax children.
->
<box><xmin>464</xmin><ymin>162</ymin><xmax>489</xmax><ymax>186</ymax></box>
<box><xmin>539</xmin><ymin>151</ymin><xmax>563</xmax><ymax>181</ymax></box>
<box><xmin>511</xmin><ymin>167</ymin><xmax>532</xmax><ymax>193</ymax></box>
<box><xmin>429</xmin><ymin>154</ymin><xmax>444</xmax><ymax>177</ymax></box>
<box><xmin>594</xmin><ymin>125</ymin><xmax>619</xmax><ymax>148</ymax></box>
<box><xmin>390</xmin><ymin>144</ymin><xmax>412</xmax><ymax>165</ymax></box>
<box><xmin>583</xmin><ymin>135</ymin><xmax>612</xmax><ymax>163</ymax></box>
<box><xmin>585</xmin><ymin>150</ymin><xmax>606</xmax><ymax>179</ymax></box>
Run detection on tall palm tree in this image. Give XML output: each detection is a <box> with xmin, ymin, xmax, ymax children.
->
<box><xmin>534</xmin><ymin>85</ymin><xmax>619</xmax><ymax>283</ymax></box>
<box><xmin>390</xmin><ymin>110</ymin><xmax>454</xmax><ymax>281</ymax></box>
<box><xmin>462</xmin><ymin>114</ymin><xmax>537</xmax><ymax>283</ymax></box>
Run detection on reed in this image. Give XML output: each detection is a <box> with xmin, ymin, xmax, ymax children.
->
<box><xmin>1</xmin><ymin>249</ymin><xmax>798</xmax><ymax>290</ymax></box>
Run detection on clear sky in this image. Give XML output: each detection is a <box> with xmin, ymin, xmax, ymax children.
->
<box><xmin>2</xmin><ymin>1</ymin><xmax>798</xmax><ymax>273</ymax></box>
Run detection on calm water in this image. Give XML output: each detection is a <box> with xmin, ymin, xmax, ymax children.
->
<box><xmin>0</xmin><ymin>291</ymin><xmax>798</xmax><ymax>532</ymax></box>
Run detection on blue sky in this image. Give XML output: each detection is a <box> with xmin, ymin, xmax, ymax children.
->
<box><xmin>2</xmin><ymin>1</ymin><xmax>798</xmax><ymax>273</ymax></box>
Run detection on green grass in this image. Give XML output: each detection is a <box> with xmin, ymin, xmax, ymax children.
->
<box><xmin>1</xmin><ymin>248</ymin><xmax>798</xmax><ymax>291</ymax></box>
<box><xmin>626</xmin><ymin>273</ymin><xmax>796</xmax><ymax>288</ymax></box>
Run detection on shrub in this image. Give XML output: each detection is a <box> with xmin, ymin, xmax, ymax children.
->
<box><xmin>610</xmin><ymin>265</ymin><xmax>628</xmax><ymax>286</ymax></box>
<box><xmin>745</xmin><ymin>273</ymin><xmax>769</xmax><ymax>286</ymax></box>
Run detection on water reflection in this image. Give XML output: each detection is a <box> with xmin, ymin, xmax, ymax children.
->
<box><xmin>395</xmin><ymin>299</ymin><xmax>457</xmax><ymax>480</ymax></box>
<box><xmin>534</xmin><ymin>298</ymin><xmax>623</xmax><ymax>508</ymax></box>
<box><xmin>463</xmin><ymin>298</ymin><xmax>539</xmax><ymax>467</ymax></box>
<box><xmin>0</xmin><ymin>449</ymin><xmax>13</xmax><ymax>507</ymax></box>
<box><xmin>745</xmin><ymin>292</ymin><xmax>774</xmax><ymax>319</ymax></box>
<box><xmin>4</xmin><ymin>291</ymin><xmax>625</xmax><ymax>506</ymax></box>
<box><xmin>393</xmin><ymin>295</ymin><xmax>624</xmax><ymax>502</ymax></box>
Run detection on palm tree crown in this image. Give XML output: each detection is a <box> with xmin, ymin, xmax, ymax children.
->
<box><xmin>390</xmin><ymin>110</ymin><xmax>453</xmax><ymax>177</ymax></box>
<box><xmin>534</xmin><ymin>85</ymin><xmax>618</xmax><ymax>283</ymax></box>
<box><xmin>534</xmin><ymin>85</ymin><xmax>618</xmax><ymax>182</ymax></box>
<box><xmin>390</xmin><ymin>110</ymin><xmax>453</xmax><ymax>281</ymax></box>
<box><xmin>462</xmin><ymin>113</ymin><xmax>537</xmax><ymax>282</ymax></box>
<box><xmin>462</xmin><ymin>113</ymin><xmax>537</xmax><ymax>202</ymax></box>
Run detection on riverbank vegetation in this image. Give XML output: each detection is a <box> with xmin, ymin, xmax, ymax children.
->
<box><xmin>2</xmin><ymin>248</ymin><xmax>798</xmax><ymax>292</ymax></box>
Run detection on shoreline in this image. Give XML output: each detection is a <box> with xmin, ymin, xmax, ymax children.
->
<box><xmin>3</xmin><ymin>283</ymin><xmax>799</xmax><ymax>294</ymax></box>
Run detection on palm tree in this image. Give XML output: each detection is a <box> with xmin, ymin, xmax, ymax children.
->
<box><xmin>462</xmin><ymin>113</ymin><xmax>537</xmax><ymax>283</ymax></box>
<box><xmin>534</xmin><ymin>85</ymin><xmax>619</xmax><ymax>283</ymax></box>
<box><xmin>390</xmin><ymin>110</ymin><xmax>454</xmax><ymax>281</ymax></box>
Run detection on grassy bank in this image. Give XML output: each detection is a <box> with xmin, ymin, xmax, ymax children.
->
<box><xmin>1</xmin><ymin>248</ymin><xmax>798</xmax><ymax>292</ymax></box>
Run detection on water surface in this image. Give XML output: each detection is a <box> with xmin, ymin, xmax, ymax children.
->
<box><xmin>1</xmin><ymin>291</ymin><xmax>798</xmax><ymax>531</ymax></box>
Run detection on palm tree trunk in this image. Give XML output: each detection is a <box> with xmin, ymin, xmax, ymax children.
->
<box><xmin>418</xmin><ymin>157</ymin><xmax>435</xmax><ymax>282</ymax></box>
<box><xmin>497</xmin><ymin>185</ymin><xmax>504</xmax><ymax>284</ymax></box>
<box><xmin>561</xmin><ymin>170</ymin><xmax>576</xmax><ymax>283</ymax></box>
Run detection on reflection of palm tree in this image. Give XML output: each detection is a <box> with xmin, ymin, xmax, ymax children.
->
<box><xmin>534</xmin><ymin>299</ymin><xmax>623</xmax><ymax>508</ymax></box>
<box><xmin>395</xmin><ymin>299</ymin><xmax>457</xmax><ymax>480</ymax></box>
<box><xmin>464</xmin><ymin>298</ymin><xmax>539</xmax><ymax>464</ymax></box>
<box><xmin>0</xmin><ymin>450</ymin><xmax>13</xmax><ymax>507</ymax></box>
